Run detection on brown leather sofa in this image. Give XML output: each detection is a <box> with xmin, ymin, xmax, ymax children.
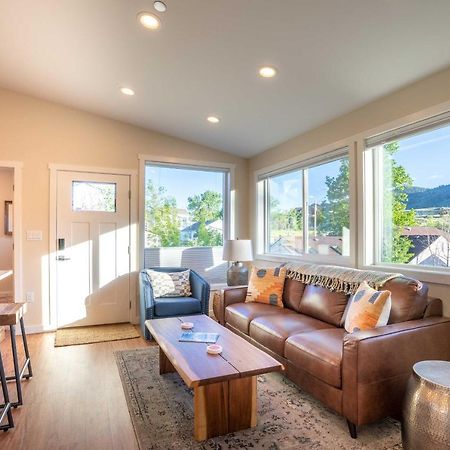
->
<box><xmin>213</xmin><ymin>273</ymin><xmax>450</xmax><ymax>438</ymax></box>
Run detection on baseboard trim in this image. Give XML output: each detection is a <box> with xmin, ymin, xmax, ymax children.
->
<box><xmin>16</xmin><ymin>324</ymin><xmax>56</xmax><ymax>335</ymax></box>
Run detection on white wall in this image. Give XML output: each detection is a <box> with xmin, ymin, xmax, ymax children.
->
<box><xmin>0</xmin><ymin>168</ymin><xmax>14</xmax><ymax>294</ymax></box>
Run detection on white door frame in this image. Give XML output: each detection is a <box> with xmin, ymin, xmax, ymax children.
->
<box><xmin>0</xmin><ymin>161</ymin><xmax>23</xmax><ymax>302</ymax></box>
<box><xmin>49</xmin><ymin>164</ymin><xmax>138</xmax><ymax>330</ymax></box>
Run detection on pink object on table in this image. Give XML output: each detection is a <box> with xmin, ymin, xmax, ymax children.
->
<box><xmin>207</xmin><ymin>344</ymin><xmax>222</xmax><ymax>355</ymax></box>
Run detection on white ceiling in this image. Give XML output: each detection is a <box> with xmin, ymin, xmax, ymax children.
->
<box><xmin>1</xmin><ymin>1</ymin><xmax>450</xmax><ymax>158</ymax></box>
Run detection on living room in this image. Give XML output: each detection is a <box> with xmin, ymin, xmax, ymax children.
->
<box><xmin>1</xmin><ymin>1</ymin><xmax>450</xmax><ymax>449</ymax></box>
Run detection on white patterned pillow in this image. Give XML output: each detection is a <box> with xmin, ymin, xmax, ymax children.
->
<box><xmin>146</xmin><ymin>269</ymin><xmax>192</xmax><ymax>298</ymax></box>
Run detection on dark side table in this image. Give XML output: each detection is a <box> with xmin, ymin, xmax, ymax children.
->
<box><xmin>402</xmin><ymin>360</ymin><xmax>450</xmax><ymax>449</ymax></box>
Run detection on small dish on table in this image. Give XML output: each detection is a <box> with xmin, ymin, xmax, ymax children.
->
<box><xmin>206</xmin><ymin>344</ymin><xmax>222</xmax><ymax>355</ymax></box>
<box><xmin>181</xmin><ymin>322</ymin><xmax>194</xmax><ymax>330</ymax></box>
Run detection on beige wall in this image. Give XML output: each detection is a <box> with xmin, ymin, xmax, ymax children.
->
<box><xmin>0</xmin><ymin>88</ymin><xmax>249</xmax><ymax>330</ymax></box>
<box><xmin>249</xmin><ymin>66</ymin><xmax>450</xmax><ymax>316</ymax></box>
<box><xmin>0</xmin><ymin>168</ymin><xmax>14</xmax><ymax>294</ymax></box>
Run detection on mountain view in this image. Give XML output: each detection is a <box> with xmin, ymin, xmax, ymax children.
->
<box><xmin>406</xmin><ymin>184</ymin><xmax>450</xmax><ymax>209</ymax></box>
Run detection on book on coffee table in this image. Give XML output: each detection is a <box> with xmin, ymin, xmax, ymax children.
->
<box><xmin>179</xmin><ymin>331</ymin><xmax>219</xmax><ymax>344</ymax></box>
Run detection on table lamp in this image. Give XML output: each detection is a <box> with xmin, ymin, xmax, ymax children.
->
<box><xmin>223</xmin><ymin>239</ymin><xmax>253</xmax><ymax>286</ymax></box>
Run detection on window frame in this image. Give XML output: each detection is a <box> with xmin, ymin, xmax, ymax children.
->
<box><xmin>138</xmin><ymin>154</ymin><xmax>235</xmax><ymax>278</ymax></box>
<box><xmin>359</xmin><ymin>107</ymin><xmax>450</xmax><ymax>284</ymax></box>
<box><xmin>255</xmin><ymin>141</ymin><xmax>357</xmax><ymax>266</ymax></box>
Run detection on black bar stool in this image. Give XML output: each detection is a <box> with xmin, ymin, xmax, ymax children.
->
<box><xmin>0</xmin><ymin>350</ymin><xmax>14</xmax><ymax>431</ymax></box>
<box><xmin>0</xmin><ymin>303</ymin><xmax>33</xmax><ymax>408</ymax></box>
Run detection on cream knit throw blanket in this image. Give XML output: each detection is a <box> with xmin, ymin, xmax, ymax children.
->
<box><xmin>286</xmin><ymin>263</ymin><xmax>404</xmax><ymax>295</ymax></box>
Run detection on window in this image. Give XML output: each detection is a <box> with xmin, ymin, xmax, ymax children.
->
<box><xmin>367</xmin><ymin>112</ymin><xmax>450</xmax><ymax>268</ymax></box>
<box><xmin>143</xmin><ymin>163</ymin><xmax>230</xmax><ymax>283</ymax></box>
<box><xmin>72</xmin><ymin>181</ymin><xmax>116</xmax><ymax>212</ymax></box>
<box><xmin>261</xmin><ymin>149</ymin><xmax>350</xmax><ymax>259</ymax></box>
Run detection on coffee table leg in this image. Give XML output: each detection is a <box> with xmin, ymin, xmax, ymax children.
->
<box><xmin>194</xmin><ymin>375</ymin><xmax>257</xmax><ymax>441</ymax></box>
<box><xmin>229</xmin><ymin>375</ymin><xmax>257</xmax><ymax>432</ymax></box>
<box><xmin>159</xmin><ymin>347</ymin><xmax>175</xmax><ymax>375</ymax></box>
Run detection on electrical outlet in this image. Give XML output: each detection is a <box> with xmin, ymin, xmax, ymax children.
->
<box><xmin>26</xmin><ymin>291</ymin><xmax>35</xmax><ymax>303</ymax></box>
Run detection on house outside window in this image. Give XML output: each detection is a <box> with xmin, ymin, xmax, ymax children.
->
<box><xmin>259</xmin><ymin>148</ymin><xmax>351</xmax><ymax>261</ymax></box>
<box><xmin>144</xmin><ymin>163</ymin><xmax>230</xmax><ymax>284</ymax></box>
<box><xmin>366</xmin><ymin>112</ymin><xmax>450</xmax><ymax>269</ymax></box>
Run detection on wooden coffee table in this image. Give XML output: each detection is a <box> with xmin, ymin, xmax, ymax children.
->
<box><xmin>145</xmin><ymin>314</ymin><xmax>283</xmax><ymax>441</ymax></box>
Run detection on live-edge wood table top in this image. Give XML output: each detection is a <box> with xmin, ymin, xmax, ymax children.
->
<box><xmin>145</xmin><ymin>315</ymin><xmax>283</xmax><ymax>388</ymax></box>
<box><xmin>0</xmin><ymin>302</ymin><xmax>27</xmax><ymax>326</ymax></box>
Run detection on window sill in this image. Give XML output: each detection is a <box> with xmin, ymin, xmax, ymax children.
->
<box><xmin>210</xmin><ymin>282</ymin><xmax>228</xmax><ymax>291</ymax></box>
<box><xmin>255</xmin><ymin>253</ymin><xmax>353</xmax><ymax>267</ymax></box>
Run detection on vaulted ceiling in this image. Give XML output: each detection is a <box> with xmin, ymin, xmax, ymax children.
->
<box><xmin>1</xmin><ymin>0</ymin><xmax>450</xmax><ymax>157</ymax></box>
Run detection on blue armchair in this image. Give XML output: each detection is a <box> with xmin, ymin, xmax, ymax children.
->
<box><xmin>139</xmin><ymin>267</ymin><xmax>210</xmax><ymax>340</ymax></box>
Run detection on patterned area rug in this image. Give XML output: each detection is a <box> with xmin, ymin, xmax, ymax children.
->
<box><xmin>115</xmin><ymin>347</ymin><xmax>402</xmax><ymax>450</ymax></box>
<box><xmin>54</xmin><ymin>323</ymin><xmax>141</xmax><ymax>347</ymax></box>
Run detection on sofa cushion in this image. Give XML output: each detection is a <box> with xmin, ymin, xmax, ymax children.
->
<box><xmin>246</xmin><ymin>266</ymin><xmax>287</xmax><ymax>307</ymax></box>
<box><xmin>344</xmin><ymin>281</ymin><xmax>391</xmax><ymax>333</ymax></box>
<box><xmin>154</xmin><ymin>296</ymin><xmax>201</xmax><ymax>317</ymax></box>
<box><xmin>249</xmin><ymin>313</ymin><xmax>333</xmax><ymax>356</ymax></box>
<box><xmin>384</xmin><ymin>277</ymin><xmax>428</xmax><ymax>324</ymax></box>
<box><xmin>298</xmin><ymin>284</ymin><xmax>349</xmax><ymax>327</ymax></box>
<box><xmin>285</xmin><ymin>328</ymin><xmax>345</xmax><ymax>388</ymax></box>
<box><xmin>225</xmin><ymin>303</ymin><xmax>296</xmax><ymax>334</ymax></box>
<box><xmin>282</xmin><ymin>279</ymin><xmax>306</xmax><ymax>312</ymax></box>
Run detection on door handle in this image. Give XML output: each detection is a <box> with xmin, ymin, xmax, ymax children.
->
<box><xmin>56</xmin><ymin>255</ymin><xmax>71</xmax><ymax>261</ymax></box>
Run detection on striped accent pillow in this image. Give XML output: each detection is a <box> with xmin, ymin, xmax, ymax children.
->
<box><xmin>344</xmin><ymin>281</ymin><xmax>391</xmax><ymax>333</ymax></box>
<box><xmin>245</xmin><ymin>266</ymin><xmax>287</xmax><ymax>307</ymax></box>
<box><xmin>146</xmin><ymin>269</ymin><xmax>191</xmax><ymax>298</ymax></box>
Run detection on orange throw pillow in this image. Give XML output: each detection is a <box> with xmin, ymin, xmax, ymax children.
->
<box><xmin>245</xmin><ymin>266</ymin><xmax>286</xmax><ymax>307</ymax></box>
<box><xmin>345</xmin><ymin>281</ymin><xmax>391</xmax><ymax>333</ymax></box>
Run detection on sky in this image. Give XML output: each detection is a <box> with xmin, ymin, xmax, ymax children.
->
<box><xmin>394</xmin><ymin>123</ymin><xmax>450</xmax><ymax>189</ymax></box>
<box><xmin>145</xmin><ymin>165</ymin><xmax>224</xmax><ymax>209</ymax></box>
<box><xmin>269</xmin><ymin>159</ymin><xmax>342</xmax><ymax>211</ymax></box>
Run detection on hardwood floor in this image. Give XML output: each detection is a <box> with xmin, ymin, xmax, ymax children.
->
<box><xmin>0</xmin><ymin>328</ymin><xmax>151</xmax><ymax>450</ymax></box>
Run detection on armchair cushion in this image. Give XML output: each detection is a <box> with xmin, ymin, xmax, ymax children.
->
<box><xmin>154</xmin><ymin>296</ymin><xmax>201</xmax><ymax>317</ymax></box>
<box><xmin>146</xmin><ymin>269</ymin><xmax>191</xmax><ymax>298</ymax></box>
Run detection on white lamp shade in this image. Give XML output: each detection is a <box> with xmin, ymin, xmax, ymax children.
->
<box><xmin>223</xmin><ymin>239</ymin><xmax>253</xmax><ymax>262</ymax></box>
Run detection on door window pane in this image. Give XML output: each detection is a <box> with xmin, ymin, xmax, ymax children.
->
<box><xmin>267</xmin><ymin>170</ymin><xmax>303</xmax><ymax>255</ymax></box>
<box><xmin>377</xmin><ymin>123</ymin><xmax>450</xmax><ymax>267</ymax></box>
<box><xmin>72</xmin><ymin>181</ymin><xmax>116</xmax><ymax>212</ymax></box>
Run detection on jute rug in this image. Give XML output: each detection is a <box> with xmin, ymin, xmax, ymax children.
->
<box><xmin>115</xmin><ymin>347</ymin><xmax>402</xmax><ymax>450</ymax></box>
<box><xmin>55</xmin><ymin>323</ymin><xmax>141</xmax><ymax>347</ymax></box>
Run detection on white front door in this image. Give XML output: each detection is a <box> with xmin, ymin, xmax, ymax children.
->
<box><xmin>56</xmin><ymin>170</ymin><xmax>131</xmax><ymax>328</ymax></box>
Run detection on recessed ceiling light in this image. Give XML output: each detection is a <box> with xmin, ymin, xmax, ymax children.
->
<box><xmin>154</xmin><ymin>1</ymin><xmax>167</xmax><ymax>13</ymax></box>
<box><xmin>137</xmin><ymin>12</ymin><xmax>161</xmax><ymax>30</ymax></box>
<box><xmin>207</xmin><ymin>116</ymin><xmax>220</xmax><ymax>124</ymax></box>
<box><xmin>120</xmin><ymin>87</ymin><xmax>135</xmax><ymax>96</ymax></box>
<box><xmin>259</xmin><ymin>66</ymin><xmax>277</xmax><ymax>78</ymax></box>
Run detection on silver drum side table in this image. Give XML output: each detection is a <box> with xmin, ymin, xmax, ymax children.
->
<box><xmin>402</xmin><ymin>360</ymin><xmax>450</xmax><ymax>450</ymax></box>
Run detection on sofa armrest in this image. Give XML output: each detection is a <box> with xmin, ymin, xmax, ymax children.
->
<box><xmin>212</xmin><ymin>286</ymin><xmax>248</xmax><ymax>325</ymax></box>
<box><xmin>342</xmin><ymin>316</ymin><xmax>450</xmax><ymax>425</ymax></box>
<box><xmin>190</xmin><ymin>270</ymin><xmax>210</xmax><ymax>315</ymax></box>
<box><xmin>423</xmin><ymin>296</ymin><xmax>443</xmax><ymax>318</ymax></box>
